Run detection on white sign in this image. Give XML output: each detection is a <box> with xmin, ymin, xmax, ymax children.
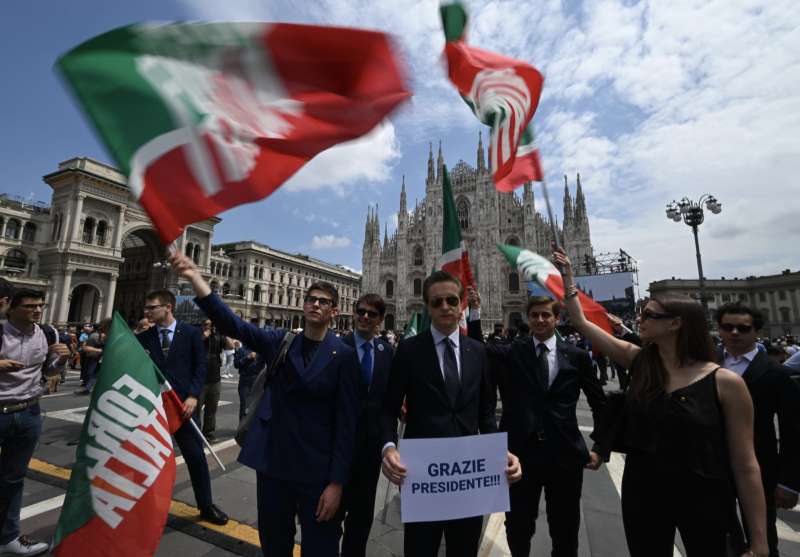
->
<box><xmin>400</xmin><ymin>432</ymin><xmax>509</xmax><ymax>523</ymax></box>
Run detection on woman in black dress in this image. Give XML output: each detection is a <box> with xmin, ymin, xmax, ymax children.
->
<box><xmin>553</xmin><ymin>249</ymin><xmax>767</xmax><ymax>557</ymax></box>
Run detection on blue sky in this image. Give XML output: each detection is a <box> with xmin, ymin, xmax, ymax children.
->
<box><xmin>1</xmin><ymin>0</ymin><xmax>798</xmax><ymax>291</ymax></box>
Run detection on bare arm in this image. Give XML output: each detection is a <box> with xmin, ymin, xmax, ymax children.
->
<box><xmin>717</xmin><ymin>369</ymin><xmax>768</xmax><ymax>555</ymax></box>
<box><xmin>552</xmin><ymin>249</ymin><xmax>640</xmax><ymax>369</ymax></box>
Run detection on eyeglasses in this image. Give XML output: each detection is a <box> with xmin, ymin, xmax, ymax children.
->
<box><xmin>639</xmin><ymin>309</ymin><xmax>674</xmax><ymax>321</ymax></box>
<box><xmin>143</xmin><ymin>304</ymin><xmax>166</xmax><ymax>311</ymax></box>
<box><xmin>719</xmin><ymin>323</ymin><xmax>753</xmax><ymax>333</ymax></box>
<box><xmin>430</xmin><ymin>295</ymin><xmax>460</xmax><ymax>308</ymax></box>
<box><xmin>355</xmin><ymin>307</ymin><xmax>380</xmax><ymax>319</ymax></box>
<box><xmin>304</xmin><ymin>295</ymin><xmax>333</xmax><ymax>308</ymax></box>
<box><xmin>19</xmin><ymin>303</ymin><xmax>47</xmax><ymax>310</ymax></box>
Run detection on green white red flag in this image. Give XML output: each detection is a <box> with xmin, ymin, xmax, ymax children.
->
<box><xmin>57</xmin><ymin>22</ymin><xmax>411</xmax><ymax>243</ymax></box>
<box><xmin>156</xmin><ymin>373</ymin><xmax>187</xmax><ymax>434</ymax></box>
<box><xmin>436</xmin><ymin>165</ymin><xmax>475</xmax><ymax>331</ymax></box>
<box><xmin>54</xmin><ymin>313</ymin><xmax>175</xmax><ymax>557</ymax></box>
<box><xmin>440</xmin><ymin>3</ymin><xmax>545</xmax><ymax>192</ymax></box>
<box><xmin>497</xmin><ymin>244</ymin><xmax>613</xmax><ymax>334</ymax></box>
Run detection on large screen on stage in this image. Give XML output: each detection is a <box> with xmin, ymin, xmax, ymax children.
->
<box><xmin>526</xmin><ymin>271</ymin><xmax>636</xmax><ymax>307</ymax></box>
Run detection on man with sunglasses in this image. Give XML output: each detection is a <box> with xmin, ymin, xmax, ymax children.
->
<box><xmin>168</xmin><ymin>251</ymin><xmax>359</xmax><ymax>557</ymax></box>
<box><xmin>338</xmin><ymin>293</ymin><xmax>393</xmax><ymax>557</ymax></box>
<box><xmin>381</xmin><ymin>271</ymin><xmax>521</xmax><ymax>557</ymax></box>
<box><xmin>0</xmin><ymin>288</ymin><xmax>69</xmax><ymax>556</ymax></box>
<box><xmin>716</xmin><ymin>303</ymin><xmax>800</xmax><ymax>557</ymax></box>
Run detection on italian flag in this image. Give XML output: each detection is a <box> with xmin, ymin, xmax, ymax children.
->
<box><xmin>440</xmin><ymin>2</ymin><xmax>545</xmax><ymax>192</ymax></box>
<box><xmin>497</xmin><ymin>244</ymin><xmax>613</xmax><ymax>334</ymax></box>
<box><xmin>57</xmin><ymin>22</ymin><xmax>411</xmax><ymax>243</ymax></box>
<box><xmin>54</xmin><ymin>313</ymin><xmax>176</xmax><ymax>556</ymax></box>
<box><xmin>155</xmin><ymin>372</ymin><xmax>187</xmax><ymax>434</ymax></box>
<box><xmin>436</xmin><ymin>165</ymin><xmax>475</xmax><ymax>331</ymax></box>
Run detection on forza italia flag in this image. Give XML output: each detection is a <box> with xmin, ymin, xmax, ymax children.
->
<box><xmin>436</xmin><ymin>165</ymin><xmax>475</xmax><ymax>329</ymax></box>
<box><xmin>440</xmin><ymin>2</ymin><xmax>544</xmax><ymax>192</ymax></box>
<box><xmin>57</xmin><ymin>22</ymin><xmax>411</xmax><ymax>243</ymax></box>
<box><xmin>497</xmin><ymin>244</ymin><xmax>613</xmax><ymax>334</ymax></box>
<box><xmin>54</xmin><ymin>313</ymin><xmax>176</xmax><ymax>557</ymax></box>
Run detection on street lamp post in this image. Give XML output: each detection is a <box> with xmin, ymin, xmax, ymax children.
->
<box><xmin>665</xmin><ymin>194</ymin><xmax>722</xmax><ymax>315</ymax></box>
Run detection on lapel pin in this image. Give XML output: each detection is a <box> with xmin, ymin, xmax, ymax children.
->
<box><xmin>377</xmin><ymin>344</ymin><xmax>385</xmax><ymax>352</ymax></box>
<box><xmin>332</xmin><ymin>350</ymin><xmax>337</xmax><ymax>355</ymax></box>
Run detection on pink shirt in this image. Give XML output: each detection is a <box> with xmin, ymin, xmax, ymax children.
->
<box><xmin>0</xmin><ymin>321</ymin><xmax>63</xmax><ymax>403</ymax></box>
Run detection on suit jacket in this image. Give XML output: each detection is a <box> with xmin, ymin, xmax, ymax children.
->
<box><xmin>341</xmin><ymin>333</ymin><xmax>393</xmax><ymax>451</ymax></box>
<box><xmin>469</xmin><ymin>320</ymin><xmax>606</xmax><ymax>465</ymax></box>
<box><xmin>195</xmin><ymin>293</ymin><xmax>359</xmax><ymax>486</ymax></box>
<box><xmin>720</xmin><ymin>350</ymin><xmax>800</xmax><ymax>492</ymax></box>
<box><xmin>381</xmin><ymin>329</ymin><xmax>497</xmax><ymax>447</ymax></box>
<box><xmin>137</xmin><ymin>320</ymin><xmax>206</xmax><ymax>400</ymax></box>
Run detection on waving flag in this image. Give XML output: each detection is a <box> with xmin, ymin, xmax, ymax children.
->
<box><xmin>54</xmin><ymin>313</ymin><xmax>175</xmax><ymax>557</ymax></box>
<box><xmin>58</xmin><ymin>22</ymin><xmax>411</xmax><ymax>243</ymax></box>
<box><xmin>436</xmin><ymin>165</ymin><xmax>476</xmax><ymax>331</ymax></box>
<box><xmin>497</xmin><ymin>244</ymin><xmax>613</xmax><ymax>334</ymax></box>
<box><xmin>441</xmin><ymin>2</ymin><xmax>544</xmax><ymax>192</ymax></box>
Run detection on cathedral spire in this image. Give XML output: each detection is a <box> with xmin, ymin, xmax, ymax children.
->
<box><xmin>436</xmin><ymin>140</ymin><xmax>444</xmax><ymax>183</ymax></box>
<box><xmin>426</xmin><ymin>142</ymin><xmax>434</xmax><ymax>184</ymax></box>
<box><xmin>477</xmin><ymin>130</ymin><xmax>486</xmax><ymax>172</ymax></box>
<box><xmin>562</xmin><ymin>175</ymin><xmax>573</xmax><ymax>227</ymax></box>
<box><xmin>383</xmin><ymin>222</ymin><xmax>388</xmax><ymax>248</ymax></box>
<box><xmin>575</xmin><ymin>172</ymin><xmax>587</xmax><ymax>222</ymax></box>
<box><xmin>399</xmin><ymin>175</ymin><xmax>407</xmax><ymax>215</ymax></box>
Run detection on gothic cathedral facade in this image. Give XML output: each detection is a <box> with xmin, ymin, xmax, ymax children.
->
<box><xmin>361</xmin><ymin>135</ymin><xmax>593</xmax><ymax>330</ymax></box>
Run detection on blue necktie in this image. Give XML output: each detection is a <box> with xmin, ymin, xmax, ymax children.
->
<box><xmin>361</xmin><ymin>342</ymin><xmax>373</xmax><ymax>386</ymax></box>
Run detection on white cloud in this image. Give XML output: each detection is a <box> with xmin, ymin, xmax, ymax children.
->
<box><xmin>311</xmin><ymin>234</ymin><xmax>352</xmax><ymax>249</ymax></box>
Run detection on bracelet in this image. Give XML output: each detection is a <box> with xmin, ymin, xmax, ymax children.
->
<box><xmin>564</xmin><ymin>288</ymin><xmax>578</xmax><ymax>300</ymax></box>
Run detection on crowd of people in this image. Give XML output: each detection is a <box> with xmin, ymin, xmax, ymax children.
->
<box><xmin>1</xmin><ymin>242</ymin><xmax>799</xmax><ymax>557</ymax></box>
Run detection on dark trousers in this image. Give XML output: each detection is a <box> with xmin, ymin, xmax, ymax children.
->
<box><xmin>614</xmin><ymin>363</ymin><xmax>629</xmax><ymax>390</ymax></box>
<box><xmin>198</xmin><ymin>381</ymin><xmax>221</xmax><ymax>434</ymax></box>
<box><xmin>173</xmin><ymin>419</ymin><xmax>213</xmax><ymax>510</ymax></box>
<box><xmin>404</xmin><ymin>515</ymin><xmax>483</xmax><ymax>557</ymax></box>
<box><xmin>0</xmin><ymin>404</ymin><xmax>41</xmax><ymax>544</ymax></box>
<box><xmin>341</xmin><ymin>442</ymin><xmax>381</xmax><ymax>557</ymax></box>
<box><xmin>621</xmin><ymin>454</ymin><xmax>742</xmax><ymax>556</ymax></box>
<box><xmin>238</xmin><ymin>375</ymin><xmax>256</xmax><ymax>421</ymax></box>
<box><xmin>505</xmin><ymin>455</ymin><xmax>584</xmax><ymax>557</ymax></box>
<box><xmin>595</xmin><ymin>357</ymin><xmax>608</xmax><ymax>384</ymax></box>
<box><xmin>256</xmin><ymin>474</ymin><xmax>341</xmax><ymax>557</ymax></box>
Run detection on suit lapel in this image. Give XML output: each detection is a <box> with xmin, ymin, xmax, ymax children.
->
<box><xmin>298</xmin><ymin>331</ymin><xmax>338</xmax><ymax>384</ymax></box>
<box><xmin>742</xmin><ymin>350</ymin><xmax>769</xmax><ymax>386</ymax></box>
<box><xmin>165</xmin><ymin>321</ymin><xmax>182</xmax><ymax>366</ymax></box>
<box><xmin>422</xmin><ymin>331</ymin><xmax>450</xmax><ymax>403</ymax></box>
<box><xmin>514</xmin><ymin>338</ymin><xmax>543</xmax><ymax>391</ymax></box>
<box><xmin>456</xmin><ymin>335</ymin><xmax>478</xmax><ymax>406</ymax></box>
<box><xmin>145</xmin><ymin>327</ymin><xmax>166</xmax><ymax>367</ymax></box>
<box><xmin>550</xmin><ymin>342</ymin><xmax>575</xmax><ymax>392</ymax></box>
<box><xmin>371</xmin><ymin>340</ymin><xmax>391</xmax><ymax>392</ymax></box>
<box><xmin>287</xmin><ymin>334</ymin><xmax>306</xmax><ymax>378</ymax></box>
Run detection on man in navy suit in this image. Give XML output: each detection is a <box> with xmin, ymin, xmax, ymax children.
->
<box><xmin>168</xmin><ymin>252</ymin><xmax>359</xmax><ymax>557</ymax></box>
<box><xmin>467</xmin><ymin>290</ymin><xmax>606</xmax><ymax>557</ymax></box>
<box><xmin>137</xmin><ymin>289</ymin><xmax>229</xmax><ymax>525</ymax></box>
<box><xmin>339</xmin><ymin>293</ymin><xmax>393</xmax><ymax>557</ymax></box>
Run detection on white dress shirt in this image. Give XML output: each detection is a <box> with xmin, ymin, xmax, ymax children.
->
<box><xmin>430</xmin><ymin>325</ymin><xmax>461</xmax><ymax>379</ymax></box>
<box><xmin>722</xmin><ymin>346</ymin><xmax>759</xmax><ymax>376</ymax></box>
<box><xmin>533</xmin><ymin>334</ymin><xmax>559</xmax><ymax>387</ymax></box>
<box><xmin>156</xmin><ymin>319</ymin><xmax>177</xmax><ymax>346</ymax></box>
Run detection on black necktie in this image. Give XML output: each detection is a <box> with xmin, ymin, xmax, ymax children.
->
<box><xmin>537</xmin><ymin>343</ymin><xmax>550</xmax><ymax>389</ymax></box>
<box><xmin>442</xmin><ymin>338</ymin><xmax>460</xmax><ymax>404</ymax></box>
<box><xmin>161</xmin><ymin>329</ymin><xmax>171</xmax><ymax>355</ymax></box>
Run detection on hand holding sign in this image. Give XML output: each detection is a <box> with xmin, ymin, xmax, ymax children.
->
<box><xmin>382</xmin><ymin>446</ymin><xmax>407</xmax><ymax>486</ymax></box>
<box><xmin>505</xmin><ymin>451</ymin><xmax>522</xmax><ymax>483</ymax></box>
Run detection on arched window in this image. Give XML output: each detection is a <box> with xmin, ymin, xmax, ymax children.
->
<box><xmin>4</xmin><ymin>249</ymin><xmax>27</xmax><ymax>270</ymax></box>
<box><xmin>254</xmin><ymin>285</ymin><xmax>262</xmax><ymax>303</ymax></box>
<box><xmin>222</xmin><ymin>283</ymin><xmax>231</xmax><ymax>296</ymax></box>
<box><xmin>413</xmin><ymin>278</ymin><xmax>422</xmax><ymax>296</ymax></box>
<box><xmin>82</xmin><ymin>218</ymin><xmax>95</xmax><ymax>244</ymax></box>
<box><xmin>506</xmin><ymin>237</ymin><xmax>520</xmax><ymax>247</ymax></box>
<box><xmin>5</xmin><ymin>219</ymin><xmax>21</xmax><ymax>240</ymax></box>
<box><xmin>457</xmin><ymin>198</ymin><xmax>470</xmax><ymax>229</ymax></box>
<box><xmin>22</xmin><ymin>223</ymin><xmax>36</xmax><ymax>242</ymax></box>
<box><xmin>95</xmin><ymin>221</ymin><xmax>107</xmax><ymax>246</ymax></box>
<box><xmin>413</xmin><ymin>246</ymin><xmax>424</xmax><ymax>266</ymax></box>
<box><xmin>185</xmin><ymin>242</ymin><xmax>193</xmax><ymax>257</ymax></box>
<box><xmin>238</xmin><ymin>284</ymin><xmax>245</xmax><ymax>298</ymax></box>
<box><xmin>508</xmin><ymin>272</ymin><xmax>520</xmax><ymax>292</ymax></box>
<box><xmin>385</xmin><ymin>280</ymin><xmax>394</xmax><ymax>298</ymax></box>
<box><xmin>192</xmin><ymin>244</ymin><xmax>201</xmax><ymax>264</ymax></box>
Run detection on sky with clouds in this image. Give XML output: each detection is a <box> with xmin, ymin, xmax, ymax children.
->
<box><xmin>1</xmin><ymin>0</ymin><xmax>798</xmax><ymax>293</ymax></box>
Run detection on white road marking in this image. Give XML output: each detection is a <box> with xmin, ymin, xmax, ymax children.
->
<box><xmin>176</xmin><ymin>438</ymin><xmax>239</xmax><ymax>467</ymax></box>
<box><xmin>46</xmin><ymin>401</ymin><xmax>232</xmax><ymax>425</ymax></box>
<box><xmin>20</xmin><ymin>494</ymin><xmax>65</xmax><ymax>520</ymax></box>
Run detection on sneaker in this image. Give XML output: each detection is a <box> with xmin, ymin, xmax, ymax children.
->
<box><xmin>0</xmin><ymin>535</ymin><xmax>49</xmax><ymax>556</ymax></box>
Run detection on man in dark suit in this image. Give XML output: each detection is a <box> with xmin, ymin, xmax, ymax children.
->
<box><xmin>717</xmin><ymin>303</ymin><xmax>800</xmax><ymax>557</ymax></box>
<box><xmin>137</xmin><ymin>289</ymin><xmax>228</xmax><ymax>525</ymax></box>
<box><xmin>339</xmin><ymin>293</ymin><xmax>393</xmax><ymax>557</ymax></box>
<box><xmin>169</xmin><ymin>252</ymin><xmax>359</xmax><ymax>557</ymax></box>
<box><xmin>467</xmin><ymin>290</ymin><xmax>606</xmax><ymax>557</ymax></box>
<box><xmin>381</xmin><ymin>271</ymin><xmax>521</xmax><ymax>557</ymax></box>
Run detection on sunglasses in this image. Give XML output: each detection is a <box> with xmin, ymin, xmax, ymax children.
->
<box><xmin>355</xmin><ymin>307</ymin><xmax>380</xmax><ymax>319</ymax></box>
<box><xmin>719</xmin><ymin>323</ymin><xmax>753</xmax><ymax>333</ymax></box>
<box><xmin>639</xmin><ymin>309</ymin><xmax>675</xmax><ymax>321</ymax></box>
<box><xmin>430</xmin><ymin>295</ymin><xmax>460</xmax><ymax>308</ymax></box>
<box><xmin>304</xmin><ymin>295</ymin><xmax>333</xmax><ymax>308</ymax></box>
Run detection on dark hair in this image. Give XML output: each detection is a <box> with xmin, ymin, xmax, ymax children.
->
<box><xmin>10</xmin><ymin>288</ymin><xmax>45</xmax><ymax>309</ymax></box>
<box><xmin>629</xmin><ymin>295</ymin><xmax>716</xmax><ymax>403</ymax></box>
<box><xmin>97</xmin><ymin>318</ymin><xmax>113</xmax><ymax>334</ymax></box>
<box><xmin>517</xmin><ymin>323</ymin><xmax>530</xmax><ymax>337</ymax></box>
<box><xmin>715</xmin><ymin>302</ymin><xmax>764</xmax><ymax>331</ymax></box>
<box><xmin>356</xmin><ymin>293</ymin><xmax>386</xmax><ymax>316</ymax></box>
<box><xmin>306</xmin><ymin>281</ymin><xmax>339</xmax><ymax>307</ymax></box>
<box><xmin>526</xmin><ymin>295</ymin><xmax>560</xmax><ymax>318</ymax></box>
<box><xmin>422</xmin><ymin>270</ymin><xmax>464</xmax><ymax>303</ymax></box>
<box><xmin>0</xmin><ymin>277</ymin><xmax>14</xmax><ymax>300</ymax></box>
<box><xmin>145</xmin><ymin>289</ymin><xmax>176</xmax><ymax>310</ymax></box>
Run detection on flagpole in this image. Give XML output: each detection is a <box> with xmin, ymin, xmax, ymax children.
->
<box><xmin>187</xmin><ymin>416</ymin><xmax>227</xmax><ymax>471</ymax></box>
